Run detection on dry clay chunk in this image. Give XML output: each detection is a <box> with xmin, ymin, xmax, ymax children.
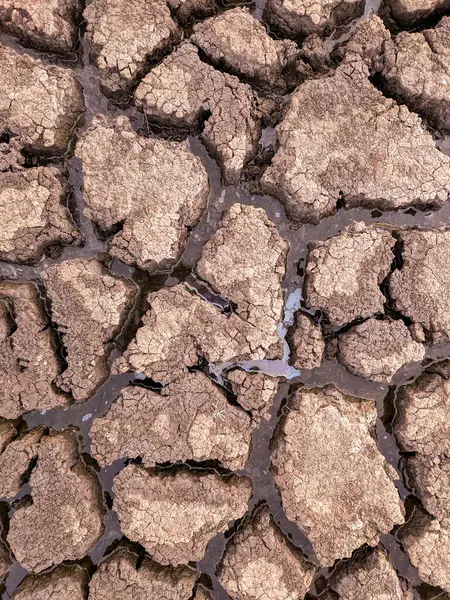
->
<box><xmin>287</xmin><ymin>312</ymin><xmax>324</xmax><ymax>370</ymax></box>
<box><xmin>43</xmin><ymin>259</ymin><xmax>136</xmax><ymax>402</ymax></box>
<box><xmin>0</xmin><ymin>427</ymin><xmax>44</xmax><ymax>499</ymax></box>
<box><xmin>338</xmin><ymin>318</ymin><xmax>425</xmax><ymax>384</ymax></box>
<box><xmin>401</xmin><ymin>508</ymin><xmax>450</xmax><ymax>593</ymax></box>
<box><xmin>0</xmin><ymin>537</ymin><xmax>11</xmax><ymax>578</ymax></box>
<box><xmin>113</xmin><ymin>285</ymin><xmax>284</xmax><ymax>383</ymax></box>
<box><xmin>12</xmin><ymin>564</ymin><xmax>89</xmax><ymax>600</ymax></box>
<box><xmin>271</xmin><ymin>385</ymin><xmax>404</xmax><ymax>566</ymax></box>
<box><xmin>8</xmin><ymin>430</ymin><xmax>104</xmax><ymax>572</ymax></box>
<box><xmin>191</xmin><ymin>8</ymin><xmax>300</xmax><ymax>90</ymax></box>
<box><xmin>0</xmin><ymin>418</ymin><xmax>15</xmax><ymax>450</ymax></box>
<box><xmin>113</xmin><ymin>465</ymin><xmax>252</xmax><ymax>565</ymax></box>
<box><xmin>83</xmin><ymin>0</ymin><xmax>179</xmax><ymax>96</ymax></box>
<box><xmin>0</xmin><ymin>0</ymin><xmax>81</xmax><ymax>53</ymax></box>
<box><xmin>0</xmin><ymin>44</ymin><xmax>84</xmax><ymax>153</ymax></box>
<box><xmin>328</xmin><ymin>546</ymin><xmax>413</xmax><ymax>599</ymax></box>
<box><xmin>90</xmin><ymin>371</ymin><xmax>253</xmax><ymax>471</ymax></box>
<box><xmin>341</xmin><ymin>14</ymin><xmax>390</xmax><ymax>70</ymax></box>
<box><xmin>135</xmin><ymin>43</ymin><xmax>261</xmax><ymax>184</ymax></box>
<box><xmin>386</xmin><ymin>0</ymin><xmax>450</xmax><ymax>27</ymax></box>
<box><xmin>89</xmin><ymin>548</ymin><xmax>198</xmax><ymax>600</ymax></box>
<box><xmin>261</xmin><ymin>61</ymin><xmax>450</xmax><ymax>224</ymax></box>
<box><xmin>0</xmin><ymin>167</ymin><xmax>78</xmax><ymax>263</ymax></box>
<box><xmin>196</xmin><ymin>204</ymin><xmax>288</xmax><ymax>345</ymax></box>
<box><xmin>265</xmin><ymin>0</ymin><xmax>364</xmax><ymax>37</ymax></box>
<box><xmin>305</xmin><ymin>222</ymin><xmax>395</xmax><ymax>326</ymax></box>
<box><xmin>218</xmin><ymin>506</ymin><xmax>316</xmax><ymax>600</ymax></box>
<box><xmin>390</xmin><ymin>229</ymin><xmax>450</xmax><ymax>343</ymax></box>
<box><xmin>227</xmin><ymin>370</ymin><xmax>279</xmax><ymax>423</ymax></box>
<box><xmin>383</xmin><ymin>18</ymin><xmax>450</xmax><ymax>135</ymax></box>
<box><xmin>0</xmin><ymin>282</ymin><xmax>68</xmax><ymax>419</ymax></box>
<box><xmin>76</xmin><ymin>115</ymin><xmax>209</xmax><ymax>271</ymax></box>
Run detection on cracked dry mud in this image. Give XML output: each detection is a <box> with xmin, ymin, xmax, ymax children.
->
<box><xmin>0</xmin><ymin>2</ymin><xmax>450</xmax><ymax>600</ymax></box>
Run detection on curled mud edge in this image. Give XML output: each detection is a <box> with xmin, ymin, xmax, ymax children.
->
<box><xmin>1</xmin><ymin>0</ymin><xmax>450</xmax><ymax>598</ymax></box>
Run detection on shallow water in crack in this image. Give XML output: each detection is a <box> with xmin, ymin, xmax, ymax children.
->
<box><xmin>0</xmin><ymin>2</ymin><xmax>450</xmax><ymax>599</ymax></box>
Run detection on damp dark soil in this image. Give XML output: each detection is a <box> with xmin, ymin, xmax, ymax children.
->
<box><xmin>1</xmin><ymin>0</ymin><xmax>450</xmax><ymax>598</ymax></box>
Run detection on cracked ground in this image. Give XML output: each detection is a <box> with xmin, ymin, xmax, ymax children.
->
<box><xmin>0</xmin><ymin>0</ymin><xmax>450</xmax><ymax>598</ymax></box>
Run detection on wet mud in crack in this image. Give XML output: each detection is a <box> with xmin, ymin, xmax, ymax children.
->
<box><xmin>1</xmin><ymin>0</ymin><xmax>450</xmax><ymax>598</ymax></box>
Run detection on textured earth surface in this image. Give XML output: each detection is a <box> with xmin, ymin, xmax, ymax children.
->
<box><xmin>0</xmin><ymin>2</ymin><xmax>449</xmax><ymax>600</ymax></box>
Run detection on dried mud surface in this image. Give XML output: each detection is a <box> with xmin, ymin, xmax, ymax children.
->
<box><xmin>0</xmin><ymin>1</ymin><xmax>450</xmax><ymax>599</ymax></box>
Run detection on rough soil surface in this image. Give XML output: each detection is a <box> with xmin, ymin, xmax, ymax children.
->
<box><xmin>7</xmin><ymin>430</ymin><xmax>104</xmax><ymax>572</ymax></box>
<box><xmin>0</xmin><ymin>0</ymin><xmax>81</xmax><ymax>54</ymax></box>
<box><xmin>383</xmin><ymin>17</ymin><xmax>450</xmax><ymax>135</ymax></box>
<box><xmin>217</xmin><ymin>505</ymin><xmax>316</xmax><ymax>600</ymax></box>
<box><xmin>341</xmin><ymin>15</ymin><xmax>390</xmax><ymax>70</ymax></box>
<box><xmin>227</xmin><ymin>370</ymin><xmax>279</xmax><ymax>423</ymax></box>
<box><xmin>0</xmin><ymin>167</ymin><xmax>78</xmax><ymax>263</ymax></box>
<box><xmin>135</xmin><ymin>43</ymin><xmax>261</xmax><ymax>184</ymax></box>
<box><xmin>338</xmin><ymin>318</ymin><xmax>425</xmax><ymax>384</ymax></box>
<box><xmin>0</xmin><ymin>281</ymin><xmax>69</xmax><ymax>419</ymax></box>
<box><xmin>389</xmin><ymin>229</ymin><xmax>450</xmax><ymax>343</ymax></box>
<box><xmin>43</xmin><ymin>259</ymin><xmax>136</xmax><ymax>401</ymax></box>
<box><xmin>83</xmin><ymin>0</ymin><xmax>179</xmax><ymax>96</ymax></box>
<box><xmin>385</xmin><ymin>0</ymin><xmax>450</xmax><ymax>27</ymax></box>
<box><xmin>113</xmin><ymin>284</ymin><xmax>284</xmax><ymax>383</ymax></box>
<box><xmin>0</xmin><ymin>44</ymin><xmax>84</xmax><ymax>153</ymax></box>
<box><xmin>191</xmin><ymin>8</ymin><xmax>301</xmax><ymax>90</ymax></box>
<box><xmin>0</xmin><ymin>427</ymin><xmax>44</xmax><ymax>499</ymax></box>
<box><xmin>113</xmin><ymin>465</ymin><xmax>252</xmax><ymax>565</ymax></box>
<box><xmin>328</xmin><ymin>546</ymin><xmax>413</xmax><ymax>599</ymax></box>
<box><xmin>395</xmin><ymin>370</ymin><xmax>450</xmax><ymax>590</ymax></box>
<box><xmin>90</xmin><ymin>371</ymin><xmax>253</xmax><ymax>471</ymax></box>
<box><xmin>287</xmin><ymin>312</ymin><xmax>324</xmax><ymax>370</ymax></box>
<box><xmin>270</xmin><ymin>385</ymin><xmax>404</xmax><ymax>566</ymax></box>
<box><xmin>12</xmin><ymin>564</ymin><xmax>89</xmax><ymax>600</ymax></box>
<box><xmin>167</xmin><ymin>0</ymin><xmax>214</xmax><ymax>23</ymax></box>
<box><xmin>0</xmin><ymin>536</ymin><xmax>11</xmax><ymax>577</ymax></box>
<box><xmin>261</xmin><ymin>61</ymin><xmax>450</xmax><ymax>223</ymax></box>
<box><xmin>75</xmin><ymin>115</ymin><xmax>209</xmax><ymax>271</ymax></box>
<box><xmin>89</xmin><ymin>547</ymin><xmax>198</xmax><ymax>600</ymax></box>
<box><xmin>400</xmin><ymin>507</ymin><xmax>450</xmax><ymax>593</ymax></box>
<box><xmin>196</xmin><ymin>203</ymin><xmax>288</xmax><ymax>346</ymax></box>
<box><xmin>265</xmin><ymin>0</ymin><xmax>365</xmax><ymax>37</ymax></box>
<box><xmin>304</xmin><ymin>222</ymin><xmax>395</xmax><ymax>326</ymax></box>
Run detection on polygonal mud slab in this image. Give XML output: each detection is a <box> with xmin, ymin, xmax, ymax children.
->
<box><xmin>0</xmin><ymin>282</ymin><xmax>69</xmax><ymax>419</ymax></box>
<box><xmin>89</xmin><ymin>547</ymin><xmax>198</xmax><ymax>600</ymax></box>
<box><xmin>83</xmin><ymin>0</ymin><xmax>179</xmax><ymax>96</ymax></box>
<box><xmin>261</xmin><ymin>61</ymin><xmax>450</xmax><ymax>223</ymax></box>
<box><xmin>270</xmin><ymin>385</ymin><xmax>404</xmax><ymax>566</ymax></box>
<box><xmin>304</xmin><ymin>222</ymin><xmax>395</xmax><ymax>326</ymax></box>
<box><xmin>196</xmin><ymin>203</ymin><xmax>288</xmax><ymax>348</ymax></box>
<box><xmin>0</xmin><ymin>427</ymin><xmax>44</xmax><ymax>499</ymax></box>
<box><xmin>90</xmin><ymin>372</ymin><xmax>253</xmax><ymax>471</ymax></box>
<box><xmin>384</xmin><ymin>0</ymin><xmax>450</xmax><ymax>27</ymax></box>
<box><xmin>191</xmin><ymin>8</ymin><xmax>302</xmax><ymax>91</ymax></box>
<box><xmin>0</xmin><ymin>0</ymin><xmax>81</xmax><ymax>54</ymax></box>
<box><xmin>135</xmin><ymin>43</ymin><xmax>261</xmax><ymax>184</ymax></box>
<box><xmin>264</xmin><ymin>0</ymin><xmax>365</xmax><ymax>37</ymax></box>
<box><xmin>0</xmin><ymin>44</ymin><xmax>84</xmax><ymax>153</ymax></box>
<box><xmin>75</xmin><ymin>115</ymin><xmax>209</xmax><ymax>271</ymax></box>
<box><xmin>383</xmin><ymin>17</ymin><xmax>450</xmax><ymax>135</ymax></box>
<box><xmin>113</xmin><ymin>284</ymin><xmax>284</xmax><ymax>384</ymax></box>
<box><xmin>217</xmin><ymin>505</ymin><xmax>316</xmax><ymax>600</ymax></box>
<box><xmin>43</xmin><ymin>259</ymin><xmax>137</xmax><ymax>401</ymax></box>
<box><xmin>287</xmin><ymin>312</ymin><xmax>324</xmax><ymax>370</ymax></box>
<box><xmin>227</xmin><ymin>370</ymin><xmax>279</xmax><ymax>423</ymax></box>
<box><xmin>340</xmin><ymin>14</ymin><xmax>390</xmax><ymax>70</ymax></box>
<box><xmin>8</xmin><ymin>430</ymin><xmax>104</xmax><ymax>572</ymax></box>
<box><xmin>337</xmin><ymin>318</ymin><xmax>425</xmax><ymax>384</ymax></box>
<box><xmin>0</xmin><ymin>167</ymin><xmax>78</xmax><ymax>263</ymax></box>
<box><xmin>400</xmin><ymin>507</ymin><xmax>450</xmax><ymax>593</ymax></box>
<box><xmin>390</xmin><ymin>229</ymin><xmax>450</xmax><ymax>343</ymax></box>
<box><xmin>328</xmin><ymin>546</ymin><xmax>413</xmax><ymax>599</ymax></box>
<box><xmin>12</xmin><ymin>564</ymin><xmax>89</xmax><ymax>600</ymax></box>
<box><xmin>113</xmin><ymin>465</ymin><xmax>252</xmax><ymax>565</ymax></box>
